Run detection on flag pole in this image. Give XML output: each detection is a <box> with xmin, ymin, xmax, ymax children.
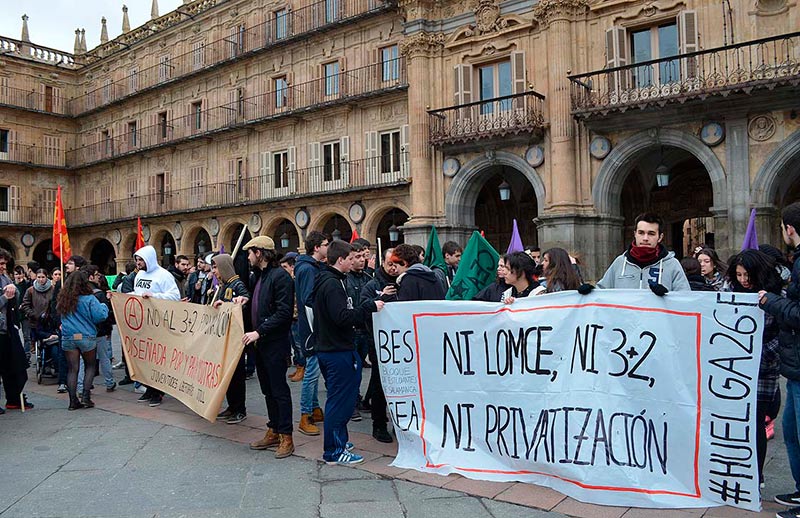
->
<box><xmin>377</xmin><ymin>237</ymin><xmax>383</xmax><ymax>267</ymax></box>
<box><xmin>210</xmin><ymin>225</ymin><xmax>249</xmax><ymax>305</ymax></box>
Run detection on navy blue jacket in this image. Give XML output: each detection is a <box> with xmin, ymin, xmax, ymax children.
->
<box><xmin>294</xmin><ymin>254</ymin><xmax>321</xmax><ymax>351</ymax></box>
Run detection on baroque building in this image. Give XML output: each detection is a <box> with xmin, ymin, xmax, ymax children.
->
<box><xmin>0</xmin><ymin>0</ymin><xmax>797</xmax><ymax>280</ymax></box>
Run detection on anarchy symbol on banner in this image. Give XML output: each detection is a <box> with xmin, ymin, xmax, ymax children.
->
<box><xmin>124</xmin><ymin>297</ymin><xmax>144</xmax><ymax>331</ymax></box>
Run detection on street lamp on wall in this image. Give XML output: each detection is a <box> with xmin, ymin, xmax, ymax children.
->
<box><xmin>388</xmin><ymin>224</ymin><xmax>400</xmax><ymax>243</ymax></box>
<box><xmin>332</xmin><ymin>228</ymin><xmax>342</xmax><ymax>241</ymax></box>
<box><xmin>163</xmin><ymin>243</ymin><xmax>173</xmax><ymax>256</ymax></box>
<box><xmin>498</xmin><ymin>180</ymin><xmax>511</xmax><ymax>201</ymax></box>
<box><xmin>280</xmin><ymin>232</ymin><xmax>290</xmax><ymax>249</ymax></box>
<box><xmin>197</xmin><ymin>239</ymin><xmax>207</xmax><ymax>254</ymax></box>
<box><xmin>655</xmin><ymin>164</ymin><xmax>670</xmax><ymax>188</ymax></box>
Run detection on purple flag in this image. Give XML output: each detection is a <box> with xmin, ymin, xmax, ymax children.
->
<box><xmin>741</xmin><ymin>208</ymin><xmax>758</xmax><ymax>251</ymax></box>
<box><xmin>506</xmin><ymin>219</ymin><xmax>524</xmax><ymax>254</ymax></box>
<box><xmin>219</xmin><ymin>244</ymin><xmax>225</xmax><ymax>254</ymax></box>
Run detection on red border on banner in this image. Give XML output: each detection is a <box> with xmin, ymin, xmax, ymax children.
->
<box><xmin>411</xmin><ymin>302</ymin><xmax>703</xmax><ymax>498</ymax></box>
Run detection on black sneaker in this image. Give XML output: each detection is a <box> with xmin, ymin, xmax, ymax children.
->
<box><xmin>148</xmin><ymin>395</ymin><xmax>163</xmax><ymax>407</ymax></box>
<box><xmin>776</xmin><ymin>492</ymin><xmax>800</xmax><ymax>507</ymax></box>
<box><xmin>217</xmin><ymin>408</ymin><xmax>233</xmax><ymax>421</ymax></box>
<box><xmin>226</xmin><ymin>412</ymin><xmax>247</xmax><ymax>425</ymax></box>
<box><xmin>372</xmin><ymin>427</ymin><xmax>393</xmax><ymax>443</ymax></box>
<box><xmin>777</xmin><ymin>506</ymin><xmax>800</xmax><ymax>518</ymax></box>
<box><xmin>106</xmin><ymin>382</ymin><xmax>117</xmax><ymax>392</ymax></box>
<box><xmin>137</xmin><ymin>393</ymin><xmax>152</xmax><ymax>403</ymax></box>
<box><xmin>119</xmin><ymin>377</ymin><xmax>134</xmax><ymax>386</ymax></box>
<box><xmin>351</xmin><ymin>409</ymin><xmax>362</xmax><ymax>422</ymax></box>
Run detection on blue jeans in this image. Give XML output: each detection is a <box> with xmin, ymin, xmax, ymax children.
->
<box><xmin>784</xmin><ymin>379</ymin><xmax>800</xmax><ymax>491</ymax></box>
<box><xmin>318</xmin><ymin>351</ymin><xmax>362</xmax><ymax>461</ymax></box>
<box><xmin>96</xmin><ymin>335</ymin><xmax>114</xmax><ymax>388</ymax></box>
<box><xmin>300</xmin><ymin>354</ymin><xmax>320</xmax><ymax>415</ymax></box>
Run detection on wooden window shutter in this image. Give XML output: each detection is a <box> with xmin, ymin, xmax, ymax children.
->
<box><xmin>309</xmin><ymin>142</ymin><xmax>321</xmax><ymax>169</ymax></box>
<box><xmin>453</xmin><ymin>64</ymin><xmax>473</xmax><ymax>105</ymax></box>
<box><xmin>288</xmin><ymin>146</ymin><xmax>296</xmax><ymax>171</ymax></box>
<box><xmin>340</xmin><ymin>136</ymin><xmax>350</xmax><ymax>177</ymax></box>
<box><xmin>510</xmin><ymin>51</ymin><xmax>526</xmax><ymax>95</ymax></box>
<box><xmin>364</xmin><ymin>131</ymin><xmax>377</xmax><ymax>177</ymax></box>
<box><xmin>605</xmin><ymin>26</ymin><xmax>629</xmax><ymax>96</ymax></box>
<box><xmin>400</xmin><ymin>125</ymin><xmax>410</xmax><ymax>178</ymax></box>
<box><xmin>678</xmin><ymin>10</ymin><xmax>699</xmax><ymax>79</ymax></box>
<box><xmin>9</xmin><ymin>185</ymin><xmax>20</xmax><ymax>213</ymax></box>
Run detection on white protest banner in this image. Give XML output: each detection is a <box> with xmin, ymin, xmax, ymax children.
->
<box><xmin>373</xmin><ymin>290</ymin><xmax>763</xmax><ymax>511</ymax></box>
<box><xmin>111</xmin><ymin>294</ymin><xmax>245</xmax><ymax>422</ymax></box>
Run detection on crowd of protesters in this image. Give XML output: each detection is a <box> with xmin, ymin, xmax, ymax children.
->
<box><xmin>1</xmin><ymin>203</ymin><xmax>800</xmax><ymax>512</ymax></box>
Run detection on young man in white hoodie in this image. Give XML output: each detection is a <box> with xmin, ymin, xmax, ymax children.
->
<box><xmin>131</xmin><ymin>245</ymin><xmax>180</xmax><ymax>406</ymax></box>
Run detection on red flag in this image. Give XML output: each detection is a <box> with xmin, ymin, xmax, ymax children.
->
<box><xmin>52</xmin><ymin>185</ymin><xmax>72</xmax><ymax>260</ymax></box>
<box><xmin>349</xmin><ymin>229</ymin><xmax>360</xmax><ymax>243</ymax></box>
<box><xmin>135</xmin><ymin>217</ymin><xmax>145</xmax><ymax>251</ymax></box>
<box><xmin>480</xmin><ymin>230</ymin><xmax>485</xmax><ymax>238</ymax></box>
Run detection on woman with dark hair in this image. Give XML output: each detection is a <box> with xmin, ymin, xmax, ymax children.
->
<box><xmin>727</xmin><ymin>249</ymin><xmax>783</xmax><ymax>487</ymax></box>
<box><xmin>759</xmin><ymin>243</ymin><xmax>792</xmax><ymax>285</ymax></box>
<box><xmin>540</xmin><ymin>248</ymin><xmax>581</xmax><ymax>293</ymax></box>
<box><xmin>694</xmin><ymin>247</ymin><xmax>729</xmax><ymax>291</ymax></box>
<box><xmin>472</xmin><ymin>258</ymin><xmax>508</xmax><ymax>302</ymax></box>
<box><xmin>56</xmin><ymin>270</ymin><xmax>108</xmax><ymax>410</ymax></box>
<box><xmin>502</xmin><ymin>252</ymin><xmax>540</xmax><ymax>304</ymax></box>
<box><xmin>680</xmin><ymin>257</ymin><xmax>717</xmax><ymax>292</ymax></box>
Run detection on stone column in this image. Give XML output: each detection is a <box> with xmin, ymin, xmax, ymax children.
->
<box><xmin>114</xmin><ymin>257</ymin><xmax>129</xmax><ymax>275</ymax></box>
<box><xmin>533</xmin><ymin>0</ymin><xmax>588</xmax><ymax>213</ymax></box>
<box><xmin>724</xmin><ymin>118</ymin><xmax>750</xmax><ymax>258</ymax></box>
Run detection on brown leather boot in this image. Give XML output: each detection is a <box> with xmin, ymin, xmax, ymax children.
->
<box><xmin>275</xmin><ymin>434</ymin><xmax>295</xmax><ymax>459</ymax></box>
<box><xmin>288</xmin><ymin>366</ymin><xmax>305</xmax><ymax>382</ymax></box>
<box><xmin>311</xmin><ymin>407</ymin><xmax>324</xmax><ymax>423</ymax></box>
<box><xmin>298</xmin><ymin>413</ymin><xmax>320</xmax><ymax>436</ymax></box>
<box><xmin>249</xmin><ymin>428</ymin><xmax>280</xmax><ymax>450</ymax></box>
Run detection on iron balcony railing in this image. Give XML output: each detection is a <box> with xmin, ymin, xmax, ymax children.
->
<box><xmin>67</xmin><ymin>153</ymin><xmax>409</xmax><ymax>226</ymax></box>
<box><xmin>0</xmin><ymin>84</ymin><xmax>69</xmax><ymax>115</ymax></box>
<box><xmin>569</xmin><ymin>31</ymin><xmax>800</xmax><ymax>116</ymax></box>
<box><xmin>428</xmin><ymin>91</ymin><xmax>546</xmax><ymax>146</ymax></box>
<box><xmin>0</xmin><ymin>142</ymin><xmax>66</xmax><ymax>168</ymax></box>
<box><xmin>70</xmin><ymin>0</ymin><xmax>391</xmax><ymax>115</ymax></box>
<box><xmin>0</xmin><ymin>205</ymin><xmax>52</xmax><ymax>227</ymax></box>
<box><xmin>66</xmin><ymin>58</ymin><xmax>407</xmax><ymax>168</ymax></box>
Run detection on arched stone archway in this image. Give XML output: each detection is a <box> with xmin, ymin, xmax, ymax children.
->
<box><xmin>312</xmin><ymin>210</ymin><xmax>351</xmax><ymax>243</ymax></box>
<box><xmin>183</xmin><ymin>225</ymin><xmax>212</xmax><ymax>258</ymax></box>
<box><xmin>362</xmin><ymin>200</ymin><xmax>412</xmax><ymax>245</ymax></box>
<box><xmin>592</xmin><ymin>128</ymin><xmax>727</xmax><ymax>216</ymax></box>
<box><xmin>88</xmin><ymin>238</ymin><xmax>118</xmax><ymax>274</ymax></box>
<box><xmin>374</xmin><ymin>208</ymin><xmax>409</xmax><ymax>247</ymax></box>
<box><xmin>751</xmin><ymin>128</ymin><xmax>800</xmax><ymax>245</ymax></box>
<box><xmin>151</xmin><ymin>229</ymin><xmax>176</xmax><ymax>268</ymax></box>
<box><xmin>0</xmin><ymin>238</ymin><xmax>18</xmax><ymax>268</ymax></box>
<box><xmin>219</xmin><ymin>218</ymin><xmax>250</xmax><ymax>252</ymax></box>
<box><xmin>270</xmin><ymin>219</ymin><xmax>300</xmax><ymax>253</ymax></box>
<box><xmin>32</xmin><ymin>239</ymin><xmax>58</xmax><ymax>273</ymax></box>
<box><xmin>445</xmin><ymin>151</ymin><xmax>545</xmax><ymax>230</ymax></box>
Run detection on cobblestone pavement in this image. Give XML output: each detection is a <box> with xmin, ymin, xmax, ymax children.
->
<box><xmin>2</xmin><ymin>333</ymin><xmax>791</xmax><ymax>518</ymax></box>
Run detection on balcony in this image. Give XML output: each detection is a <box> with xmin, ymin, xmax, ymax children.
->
<box><xmin>0</xmin><ymin>36</ymin><xmax>75</xmax><ymax>67</ymax></box>
<box><xmin>428</xmin><ymin>91</ymin><xmax>546</xmax><ymax>147</ymax></box>
<box><xmin>0</xmin><ymin>205</ymin><xmax>52</xmax><ymax>227</ymax></box>
<box><xmin>0</xmin><ymin>84</ymin><xmax>69</xmax><ymax>115</ymax></box>
<box><xmin>66</xmin><ymin>58</ymin><xmax>407</xmax><ymax>168</ymax></box>
<box><xmin>70</xmin><ymin>0</ymin><xmax>393</xmax><ymax>116</ymax></box>
<box><xmin>0</xmin><ymin>142</ymin><xmax>66</xmax><ymax>168</ymax></box>
<box><xmin>569</xmin><ymin>31</ymin><xmax>800</xmax><ymax>118</ymax></box>
<box><xmin>67</xmin><ymin>153</ymin><xmax>409</xmax><ymax>226</ymax></box>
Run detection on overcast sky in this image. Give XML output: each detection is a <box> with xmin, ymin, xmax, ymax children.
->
<box><xmin>0</xmin><ymin>0</ymin><xmax>185</xmax><ymax>53</ymax></box>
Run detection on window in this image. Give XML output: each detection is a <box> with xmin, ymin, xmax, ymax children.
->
<box><xmin>478</xmin><ymin>61</ymin><xmax>512</xmax><ymax>114</ymax></box>
<box><xmin>236</xmin><ymin>87</ymin><xmax>245</xmax><ymax>117</ymax></box>
<box><xmin>274</xmin><ymin>9</ymin><xmax>288</xmax><ymax>40</ymax></box>
<box><xmin>273</xmin><ymin>150</ymin><xmax>289</xmax><ymax>189</ymax></box>
<box><xmin>190</xmin><ymin>166</ymin><xmax>205</xmax><ymax>204</ymax></box>
<box><xmin>158</xmin><ymin>111</ymin><xmax>168</xmax><ymax>140</ymax></box>
<box><xmin>127</xmin><ymin>178</ymin><xmax>139</xmax><ymax>208</ymax></box>
<box><xmin>229</xmin><ymin>24</ymin><xmax>246</xmax><ymax>57</ymax></box>
<box><xmin>101</xmin><ymin>129</ymin><xmax>112</xmax><ymax>156</ymax></box>
<box><xmin>0</xmin><ymin>187</ymin><xmax>7</xmax><ymax>212</ymax></box>
<box><xmin>630</xmin><ymin>23</ymin><xmax>679</xmax><ymax>87</ymax></box>
<box><xmin>43</xmin><ymin>136</ymin><xmax>61</xmax><ymax>166</ymax></box>
<box><xmin>191</xmin><ymin>101</ymin><xmax>203</xmax><ymax>130</ymax></box>
<box><xmin>44</xmin><ymin>85</ymin><xmax>55</xmax><ymax>112</ymax></box>
<box><xmin>102</xmin><ymin>79</ymin><xmax>112</xmax><ymax>104</ymax></box>
<box><xmin>274</xmin><ymin>76</ymin><xmax>288</xmax><ymax>109</ymax></box>
<box><xmin>325</xmin><ymin>0</ymin><xmax>339</xmax><ymax>23</ymax></box>
<box><xmin>40</xmin><ymin>188</ymin><xmax>57</xmax><ymax>215</ymax></box>
<box><xmin>324</xmin><ymin>62</ymin><xmax>340</xmax><ymax>96</ymax></box>
<box><xmin>192</xmin><ymin>41</ymin><xmax>205</xmax><ymax>70</ymax></box>
<box><xmin>381</xmin><ymin>45</ymin><xmax>399</xmax><ymax>82</ymax></box>
<box><xmin>322</xmin><ymin>141</ymin><xmax>341</xmax><ymax>181</ymax></box>
<box><xmin>155</xmin><ymin>173</ymin><xmax>166</xmax><ymax>204</ymax></box>
<box><xmin>379</xmin><ymin>130</ymin><xmax>401</xmax><ymax>174</ymax></box>
<box><xmin>128</xmin><ymin>67</ymin><xmax>139</xmax><ymax>92</ymax></box>
<box><xmin>127</xmin><ymin>121</ymin><xmax>138</xmax><ymax>147</ymax></box>
<box><xmin>0</xmin><ymin>129</ymin><xmax>8</xmax><ymax>153</ymax></box>
<box><xmin>158</xmin><ymin>55</ymin><xmax>171</xmax><ymax>82</ymax></box>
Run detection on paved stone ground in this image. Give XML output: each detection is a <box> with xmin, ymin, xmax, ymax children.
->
<box><xmin>3</xmin><ymin>334</ymin><xmax>792</xmax><ymax>518</ymax></box>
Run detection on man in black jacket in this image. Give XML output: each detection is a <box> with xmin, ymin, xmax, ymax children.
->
<box><xmin>359</xmin><ymin>248</ymin><xmax>398</xmax><ymax>442</ymax></box>
<box><xmin>313</xmin><ymin>240</ymin><xmax>384</xmax><ymax>465</ymax></box>
<box><xmin>241</xmin><ymin>236</ymin><xmax>295</xmax><ymax>459</ymax></box>
<box><xmin>391</xmin><ymin>244</ymin><xmax>446</xmax><ymax>301</ymax></box>
<box><xmin>168</xmin><ymin>255</ymin><xmax>191</xmax><ymax>300</ymax></box>
<box><xmin>759</xmin><ymin>201</ymin><xmax>800</xmax><ymax>511</ymax></box>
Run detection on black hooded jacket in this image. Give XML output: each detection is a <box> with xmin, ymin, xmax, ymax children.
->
<box><xmin>360</xmin><ymin>267</ymin><xmax>398</xmax><ymax>345</ymax></box>
<box><xmin>248</xmin><ymin>265</ymin><xmax>294</xmax><ymax>348</ymax></box>
<box><xmin>761</xmin><ymin>247</ymin><xmax>800</xmax><ymax>380</ymax></box>
<box><xmin>396</xmin><ymin>264</ymin><xmax>446</xmax><ymax>301</ymax></box>
<box><xmin>312</xmin><ymin>264</ymin><xmax>377</xmax><ymax>353</ymax></box>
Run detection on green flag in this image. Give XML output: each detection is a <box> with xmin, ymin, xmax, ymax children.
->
<box><xmin>445</xmin><ymin>231</ymin><xmax>500</xmax><ymax>301</ymax></box>
<box><xmin>423</xmin><ymin>226</ymin><xmax>446</xmax><ymax>273</ymax></box>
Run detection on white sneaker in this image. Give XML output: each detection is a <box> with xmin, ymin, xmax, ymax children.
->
<box><xmin>134</xmin><ymin>385</ymin><xmax>147</xmax><ymax>394</ymax></box>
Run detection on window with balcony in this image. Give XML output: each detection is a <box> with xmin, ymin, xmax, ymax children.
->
<box><xmin>274</xmin><ymin>8</ymin><xmax>288</xmax><ymax>40</ymax></box>
<box><xmin>128</xmin><ymin>121</ymin><xmax>138</xmax><ymax>147</ymax></box>
<box><xmin>0</xmin><ymin>129</ymin><xmax>9</xmax><ymax>154</ymax></box>
<box><xmin>630</xmin><ymin>23</ymin><xmax>679</xmax><ymax>87</ymax></box>
<box><xmin>158</xmin><ymin>55</ymin><xmax>171</xmax><ymax>82</ymax></box>
<box><xmin>380</xmin><ymin>130</ymin><xmax>401</xmax><ymax>174</ymax></box>
<box><xmin>274</xmin><ymin>76</ymin><xmax>288</xmax><ymax>109</ymax></box>
<box><xmin>128</xmin><ymin>67</ymin><xmax>139</xmax><ymax>92</ymax></box>
<box><xmin>192</xmin><ymin>41</ymin><xmax>205</xmax><ymax>70</ymax></box>
<box><xmin>324</xmin><ymin>62</ymin><xmax>340</xmax><ymax>96</ymax></box>
<box><xmin>101</xmin><ymin>129</ymin><xmax>112</xmax><ymax>156</ymax></box>
<box><xmin>478</xmin><ymin>61</ymin><xmax>512</xmax><ymax>114</ymax></box>
<box><xmin>127</xmin><ymin>178</ymin><xmax>138</xmax><ymax>209</ymax></box>
<box><xmin>158</xmin><ymin>111</ymin><xmax>168</xmax><ymax>140</ymax></box>
<box><xmin>191</xmin><ymin>101</ymin><xmax>203</xmax><ymax>130</ymax></box>
<box><xmin>381</xmin><ymin>45</ymin><xmax>399</xmax><ymax>82</ymax></box>
<box><xmin>0</xmin><ymin>186</ymin><xmax>8</xmax><ymax>212</ymax></box>
<box><xmin>102</xmin><ymin>79</ymin><xmax>112</xmax><ymax>104</ymax></box>
<box><xmin>323</xmin><ymin>141</ymin><xmax>341</xmax><ymax>181</ymax></box>
<box><xmin>325</xmin><ymin>0</ymin><xmax>339</xmax><ymax>23</ymax></box>
<box><xmin>44</xmin><ymin>85</ymin><xmax>55</xmax><ymax>112</ymax></box>
<box><xmin>229</xmin><ymin>24</ymin><xmax>246</xmax><ymax>57</ymax></box>
<box><xmin>273</xmin><ymin>150</ymin><xmax>290</xmax><ymax>189</ymax></box>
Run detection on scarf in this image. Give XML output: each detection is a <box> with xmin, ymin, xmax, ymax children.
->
<box><xmin>34</xmin><ymin>279</ymin><xmax>52</xmax><ymax>293</ymax></box>
<box><xmin>628</xmin><ymin>242</ymin><xmax>660</xmax><ymax>267</ymax></box>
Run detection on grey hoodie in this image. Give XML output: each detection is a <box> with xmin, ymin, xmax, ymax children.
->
<box><xmin>133</xmin><ymin>245</ymin><xmax>181</xmax><ymax>301</ymax></box>
<box><xmin>597</xmin><ymin>248</ymin><xmax>690</xmax><ymax>291</ymax></box>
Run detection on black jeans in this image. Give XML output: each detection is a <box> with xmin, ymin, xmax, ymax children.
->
<box><xmin>0</xmin><ymin>332</ymin><xmax>26</xmax><ymax>406</ymax></box>
<box><xmin>367</xmin><ymin>339</ymin><xmax>388</xmax><ymax>427</ymax></box>
<box><xmin>225</xmin><ymin>353</ymin><xmax>246</xmax><ymax>414</ymax></box>
<box><xmin>254</xmin><ymin>341</ymin><xmax>293</xmax><ymax>434</ymax></box>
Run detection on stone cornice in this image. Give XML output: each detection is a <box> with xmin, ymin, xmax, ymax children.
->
<box><xmin>532</xmin><ymin>0</ymin><xmax>590</xmax><ymax>26</ymax></box>
<box><xmin>400</xmin><ymin>31</ymin><xmax>446</xmax><ymax>57</ymax></box>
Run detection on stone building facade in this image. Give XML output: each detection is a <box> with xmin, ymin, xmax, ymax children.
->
<box><xmin>0</xmin><ymin>0</ymin><xmax>797</xmax><ymax>280</ymax></box>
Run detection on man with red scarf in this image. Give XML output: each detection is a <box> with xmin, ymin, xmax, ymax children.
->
<box><xmin>595</xmin><ymin>213</ymin><xmax>690</xmax><ymax>294</ymax></box>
